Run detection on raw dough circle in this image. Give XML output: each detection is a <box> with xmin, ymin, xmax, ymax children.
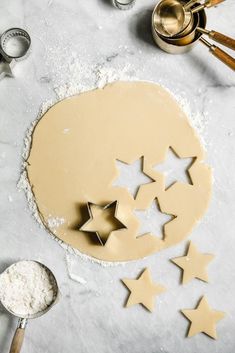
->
<box><xmin>27</xmin><ymin>81</ymin><xmax>212</xmax><ymax>262</ymax></box>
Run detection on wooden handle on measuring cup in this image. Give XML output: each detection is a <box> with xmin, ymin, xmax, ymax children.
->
<box><xmin>207</xmin><ymin>0</ymin><xmax>225</xmax><ymax>8</ymax></box>
<box><xmin>192</xmin><ymin>0</ymin><xmax>225</xmax><ymax>13</ymax></box>
<box><xmin>209</xmin><ymin>31</ymin><xmax>235</xmax><ymax>51</ymax></box>
<box><xmin>211</xmin><ymin>45</ymin><xmax>235</xmax><ymax>71</ymax></box>
<box><xmin>9</xmin><ymin>328</ymin><xmax>25</xmax><ymax>353</ymax></box>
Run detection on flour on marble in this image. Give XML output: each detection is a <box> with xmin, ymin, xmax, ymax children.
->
<box><xmin>0</xmin><ymin>261</ymin><xmax>57</xmax><ymax>317</ymax></box>
<box><xmin>66</xmin><ymin>255</ymin><xmax>87</xmax><ymax>284</ymax></box>
<box><xmin>68</xmin><ymin>273</ymin><xmax>87</xmax><ymax>284</ymax></box>
<box><xmin>53</xmin><ymin>57</ymin><xmax>136</xmax><ymax>100</ymax></box>
<box><xmin>18</xmin><ymin>171</ymin><xmax>44</xmax><ymax>228</ymax></box>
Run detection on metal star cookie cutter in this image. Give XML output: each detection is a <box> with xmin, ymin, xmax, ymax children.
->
<box><xmin>0</xmin><ymin>28</ymin><xmax>31</xmax><ymax>81</ymax></box>
<box><xmin>111</xmin><ymin>0</ymin><xmax>136</xmax><ymax>10</ymax></box>
<box><xmin>79</xmin><ymin>200</ymin><xmax>127</xmax><ymax>246</ymax></box>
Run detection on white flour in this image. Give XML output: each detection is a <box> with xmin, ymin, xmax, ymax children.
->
<box><xmin>0</xmin><ymin>261</ymin><xmax>57</xmax><ymax>317</ymax></box>
<box><xmin>47</xmin><ymin>216</ymin><xmax>65</xmax><ymax>230</ymax></box>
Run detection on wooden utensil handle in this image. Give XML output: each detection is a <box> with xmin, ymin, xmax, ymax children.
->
<box><xmin>9</xmin><ymin>328</ymin><xmax>25</xmax><ymax>353</ymax></box>
<box><xmin>207</xmin><ymin>0</ymin><xmax>225</xmax><ymax>8</ymax></box>
<box><xmin>211</xmin><ymin>46</ymin><xmax>235</xmax><ymax>71</ymax></box>
<box><xmin>209</xmin><ymin>31</ymin><xmax>235</xmax><ymax>51</ymax></box>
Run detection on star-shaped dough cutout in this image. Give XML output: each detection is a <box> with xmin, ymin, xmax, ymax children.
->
<box><xmin>134</xmin><ymin>199</ymin><xmax>174</xmax><ymax>239</ymax></box>
<box><xmin>0</xmin><ymin>57</ymin><xmax>14</xmax><ymax>80</ymax></box>
<box><xmin>79</xmin><ymin>201</ymin><xmax>126</xmax><ymax>246</ymax></box>
<box><xmin>153</xmin><ymin>147</ymin><xmax>193</xmax><ymax>189</ymax></box>
<box><xmin>122</xmin><ymin>268</ymin><xmax>166</xmax><ymax>312</ymax></box>
<box><xmin>113</xmin><ymin>157</ymin><xmax>153</xmax><ymax>199</ymax></box>
<box><xmin>171</xmin><ymin>242</ymin><xmax>214</xmax><ymax>284</ymax></box>
<box><xmin>181</xmin><ymin>296</ymin><xmax>225</xmax><ymax>339</ymax></box>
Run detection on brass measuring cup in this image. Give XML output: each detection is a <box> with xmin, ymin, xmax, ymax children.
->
<box><xmin>159</xmin><ymin>12</ymin><xmax>200</xmax><ymax>45</ymax></box>
<box><xmin>160</xmin><ymin>11</ymin><xmax>200</xmax><ymax>45</ymax></box>
<box><xmin>0</xmin><ymin>260</ymin><xmax>59</xmax><ymax>353</ymax></box>
<box><xmin>152</xmin><ymin>5</ymin><xmax>235</xmax><ymax>70</ymax></box>
<box><xmin>154</xmin><ymin>0</ymin><xmax>192</xmax><ymax>37</ymax></box>
<box><xmin>169</xmin><ymin>0</ymin><xmax>235</xmax><ymax>51</ymax></box>
<box><xmin>154</xmin><ymin>0</ymin><xmax>225</xmax><ymax>38</ymax></box>
<box><xmin>166</xmin><ymin>13</ymin><xmax>235</xmax><ymax>51</ymax></box>
<box><xmin>152</xmin><ymin>6</ymin><xmax>206</xmax><ymax>53</ymax></box>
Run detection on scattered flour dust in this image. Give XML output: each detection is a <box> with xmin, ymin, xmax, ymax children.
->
<box><xmin>65</xmin><ymin>254</ymin><xmax>87</xmax><ymax>284</ymax></box>
<box><xmin>0</xmin><ymin>261</ymin><xmax>58</xmax><ymax>317</ymax></box>
<box><xmin>47</xmin><ymin>216</ymin><xmax>65</xmax><ymax>230</ymax></box>
<box><xmin>18</xmin><ymin>54</ymin><xmax>208</xmax><ymax>268</ymax></box>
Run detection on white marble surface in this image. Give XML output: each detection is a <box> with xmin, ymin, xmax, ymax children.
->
<box><xmin>0</xmin><ymin>0</ymin><xmax>235</xmax><ymax>352</ymax></box>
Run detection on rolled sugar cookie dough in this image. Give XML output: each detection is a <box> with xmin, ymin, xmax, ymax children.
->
<box><xmin>26</xmin><ymin>81</ymin><xmax>212</xmax><ymax>262</ymax></box>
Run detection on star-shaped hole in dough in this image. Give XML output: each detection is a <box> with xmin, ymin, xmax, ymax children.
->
<box><xmin>122</xmin><ymin>268</ymin><xmax>166</xmax><ymax>312</ymax></box>
<box><xmin>181</xmin><ymin>296</ymin><xmax>225</xmax><ymax>339</ymax></box>
<box><xmin>171</xmin><ymin>242</ymin><xmax>214</xmax><ymax>284</ymax></box>
<box><xmin>79</xmin><ymin>201</ymin><xmax>126</xmax><ymax>246</ymax></box>
<box><xmin>113</xmin><ymin>157</ymin><xmax>154</xmax><ymax>199</ymax></box>
<box><xmin>134</xmin><ymin>199</ymin><xmax>174</xmax><ymax>239</ymax></box>
<box><xmin>153</xmin><ymin>147</ymin><xmax>194</xmax><ymax>190</ymax></box>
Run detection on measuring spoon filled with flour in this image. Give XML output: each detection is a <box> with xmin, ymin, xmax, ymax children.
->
<box><xmin>0</xmin><ymin>260</ymin><xmax>59</xmax><ymax>353</ymax></box>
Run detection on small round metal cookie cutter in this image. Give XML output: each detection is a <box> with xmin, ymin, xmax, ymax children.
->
<box><xmin>0</xmin><ymin>28</ymin><xmax>31</xmax><ymax>62</ymax></box>
<box><xmin>111</xmin><ymin>0</ymin><xmax>136</xmax><ymax>10</ymax></box>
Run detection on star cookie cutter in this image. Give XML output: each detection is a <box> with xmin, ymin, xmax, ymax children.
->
<box><xmin>0</xmin><ymin>28</ymin><xmax>31</xmax><ymax>81</ymax></box>
<box><xmin>79</xmin><ymin>201</ymin><xmax>127</xmax><ymax>246</ymax></box>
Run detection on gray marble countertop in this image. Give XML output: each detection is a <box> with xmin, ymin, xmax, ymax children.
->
<box><xmin>0</xmin><ymin>0</ymin><xmax>235</xmax><ymax>352</ymax></box>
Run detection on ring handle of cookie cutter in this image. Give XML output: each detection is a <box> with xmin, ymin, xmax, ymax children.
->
<box><xmin>9</xmin><ymin>318</ymin><xmax>27</xmax><ymax>353</ymax></box>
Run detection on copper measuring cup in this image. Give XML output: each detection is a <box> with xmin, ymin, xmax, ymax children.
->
<box><xmin>0</xmin><ymin>260</ymin><xmax>59</xmax><ymax>353</ymax></box>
